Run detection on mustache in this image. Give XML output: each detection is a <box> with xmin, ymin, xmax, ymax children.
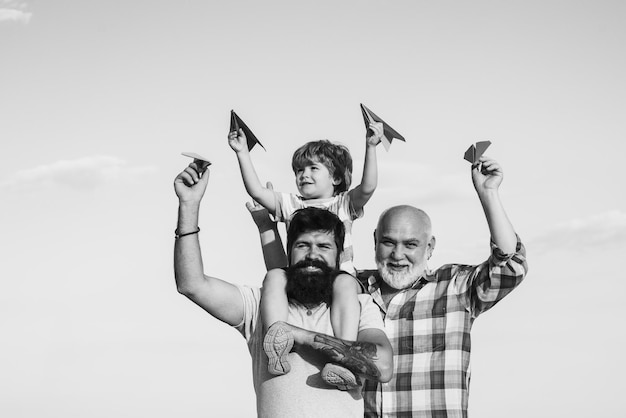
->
<box><xmin>288</xmin><ymin>258</ymin><xmax>333</xmax><ymax>274</ymax></box>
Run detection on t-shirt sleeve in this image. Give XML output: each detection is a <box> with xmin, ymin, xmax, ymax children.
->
<box><xmin>340</xmin><ymin>191</ymin><xmax>364</xmax><ymax>221</ymax></box>
<box><xmin>357</xmin><ymin>294</ymin><xmax>384</xmax><ymax>332</ymax></box>
<box><xmin>233</xmin><ymin>285</ymin><xmax>262</xmax><ymax>342</ymax></box>
<box><xmin>272</xmin><ymin>192</ymin><xmax>304</xmax><ymax>223</ymax></box>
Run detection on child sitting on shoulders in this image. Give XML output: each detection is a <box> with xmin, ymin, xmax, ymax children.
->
<box><xmin>228</xmin><ymin>122</ymin><xmax>383</xmax><ymax>379</ymax></box>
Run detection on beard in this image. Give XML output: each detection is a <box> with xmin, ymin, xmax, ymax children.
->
<box><xmin>376</xmin><ymin>260</ymin><xmax>422</xmax><ymax>290</ymax></box>
<box><xmin>285</xmin><ymin>259</ymin><xmax>335</xmax><ymax>306</ymax></box>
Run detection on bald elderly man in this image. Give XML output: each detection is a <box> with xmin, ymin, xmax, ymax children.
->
<box><xmin>358</xmin><ymin>156</ymin><xmax>528</xmax><ymax>417</ymax></box>
<box><xmin>250</xmin><ymin>156</ymin><xmax>528</xmax><ymax>417</ymax></box>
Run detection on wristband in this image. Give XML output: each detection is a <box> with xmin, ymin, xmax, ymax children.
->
<box><xmin>175</xmin><ymin>227</ymin><xmax>200</xmax><ymax>239</ymax></box>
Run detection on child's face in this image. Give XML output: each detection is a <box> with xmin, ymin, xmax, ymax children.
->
<box><xmin>294</xmin><ymin>160</ymin><xmax>338</xmax><ymax>200</ymax></box>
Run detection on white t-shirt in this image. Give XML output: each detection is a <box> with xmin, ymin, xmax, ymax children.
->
<box><xmin>235</xmin><ymin>285</ymin><xmax>385</xmax><ymax>418</ymax></box>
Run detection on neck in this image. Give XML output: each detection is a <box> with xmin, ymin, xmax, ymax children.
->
<box><xmin>378</xmin><ymin>278</ymin><xmax>402</xmax><ymax>307</ymax></box>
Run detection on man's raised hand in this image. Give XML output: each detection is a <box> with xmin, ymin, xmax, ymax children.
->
<box><xmin>174</xmin><ymin>163</ymin><xmax>210</xmax><ymax>203</ymax></box>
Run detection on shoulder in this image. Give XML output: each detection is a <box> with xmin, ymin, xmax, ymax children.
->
<box><xmin>356</xmin><ymin>269</ymin><xmax>378</xmax><ymax>289</ymax></box>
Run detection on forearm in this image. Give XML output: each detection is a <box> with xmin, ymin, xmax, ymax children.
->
<box><xmin>281</xmin><ymin>322</ymin><xmax>390</xmax><ymax>382</ymax></box>
<box><xmin>259</xmin><ymin>228</ymin><xmax>288</xmax><ymax>269</ymax></box>
<box><xmin>478</xmin><ymin>189</ymin><xmax>517</xmax><ymax>254</ymax></box>
<box><xmin>236</xmin><ymin>152</ymin><xmax>266</xmax><ymax>202</ymax></box>
<box><xmin>350</xmin><ymin>144</ymin><xmax>378</xmax><ymax>209</ymax></box>
<box><xmin>360</xmin><ymin>143</ymin><xmax>378</xmax><ymax>196</ymax></box>
<box><xmin>174</xmin><ymin>202</ymin><xmax>205</xmax><ymax>295</ymax></box>
<box><xmin>248</xmin><ymin>205</ymin><xmax>287</xmax><ymax>270</ymax></box>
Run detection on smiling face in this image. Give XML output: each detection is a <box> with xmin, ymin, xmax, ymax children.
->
<box><xmin>294</xmin><ymin>160</ymin><xmax>339</xmax><ymax>200</ymax></box>
<box><xmin>374</xmin><ymin>206</ymin><xmax>436</xmax><ymax>290</ymax></box>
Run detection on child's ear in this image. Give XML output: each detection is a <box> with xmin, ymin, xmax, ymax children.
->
<box><xmin>332</xmin><ymin>176</ymin><xmax>341</xmax><ymax>186</ymax></box>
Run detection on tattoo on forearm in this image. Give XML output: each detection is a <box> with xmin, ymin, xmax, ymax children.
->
<box><xmin>312</xmin><ymin>334</ymin><xmax>380</xmax><ymax>378</ymax></box>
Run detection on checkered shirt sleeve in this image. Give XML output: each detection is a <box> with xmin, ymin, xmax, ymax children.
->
<box><xmin>362</xmin><ymin>236</ymin><xmax>528</xmax><ymax>418</ymax></box>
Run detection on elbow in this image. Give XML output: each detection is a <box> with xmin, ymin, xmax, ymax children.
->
<box><xmin>377</xmin><ymin>360</ymin><xmax>393</xmax><ymax>383</ymax></box>
<box><xmin>376</xmin><ymin>342</ymin><xmax>394</xmax><ymax>383</ymax></box>
<box><xmin>175</xmin><ymin>274</ymin><xmax>199</xmax><ymax>298</ymax></box>
<box><xmin>176</xmin><ymin>282</ymin><xmax>194</xmax><ymax>298</ymax></box>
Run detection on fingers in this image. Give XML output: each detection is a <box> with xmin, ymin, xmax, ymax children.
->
<box><xmin>180</xmin><ymin>164</ymin><xmax>209</xmax><ymax>186</ymax></box>
<box><xmin>265</xmin><ymin>181</ymin><xmax>274</xmax><ymax>190</ymax></box>
<box><xmin>477</xmin><ymin>157</ymin><xmax>501</xmax><ymax>173</ymax></box>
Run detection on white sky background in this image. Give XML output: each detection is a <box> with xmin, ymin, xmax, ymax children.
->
<box><xmin>1</xmin><ymin>0</ymin><xmax>625</xmax><ymax>416</ymax></box>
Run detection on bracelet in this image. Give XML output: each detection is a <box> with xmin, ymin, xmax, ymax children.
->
<box><xmin>175</xmin><ymin>227</ymin><xmax>200</xmax><ymax>239</ymax></box>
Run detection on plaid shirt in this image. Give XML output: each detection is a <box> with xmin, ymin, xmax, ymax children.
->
<box><xmin>359</xmin><ymin>236</ymin><xmax>528</xmax><ymax>418</ymax></box>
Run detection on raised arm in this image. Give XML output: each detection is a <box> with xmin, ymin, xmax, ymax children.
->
<box><xmin>274</xmin><ymin>321</ymin><xmax>393</xmax><ymax>383</ymax></box>
<box><xmin>472</xmin><ymin>156</ymin><xmax>517</xmax><ymax>254</ymax></box>
<box><xmin>245</xmin><ymin>181</ymin><xmax>288</xmax><ymax>270</ymax></box>
<box><xmin>349</xmin><ymin>122</ymin><xmax>382</xmax><ymax>211</ymax></box>
<box><xmin>173</xmin><ymin>162</ymin><xmax>245</xmax><ymax>326</ymax></box>
<box><xmin>229</xmin><ymin>128</ymin><xmax>277</xmax><ymax>214</ymax></box>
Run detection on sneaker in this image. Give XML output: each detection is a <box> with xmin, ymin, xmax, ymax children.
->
<box><xmin>321</xmin><ymin>363</ymin><xmax>361</xmax><ymax>390</ymax></box>
<box><xmin>263</xmin><ymin>322</ymin><xmax>294</xmax><ymax>375</ymax></box>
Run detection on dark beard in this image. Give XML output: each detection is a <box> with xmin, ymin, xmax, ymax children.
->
<box><xmin>285</xmin><ymin>259</ymin><xmax>336</xmax><ymax>306</ymax></box>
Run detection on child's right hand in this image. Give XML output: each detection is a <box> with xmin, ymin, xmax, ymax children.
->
<box><xmin>366</xmin><ymin>122</ymin><xmax>383</xmax><ymax>146</ymax></box>
<box><xmin>228</xmin><ymin>128</ymin><xmax>248</xmax><ymax>153</ymax></box>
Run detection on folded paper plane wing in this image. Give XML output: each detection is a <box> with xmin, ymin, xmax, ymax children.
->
<box><xmin>463</xmin><ymin>141</ymin><xmax>491</xmax><ymax>164</ymax></box>
<box><xmin>182</xmin><ymin>152</ymin><xmax>211</xmax><ymax>173</ymax></box>
<box><xmin>360</xmin><ymin>104</ymin><xmax>405</xmax><ymax>151</ymax></box>
<box><xmin>230</xmin><ymin>110</ymin><xmax>265</xmax><ymax>151</ymax></box>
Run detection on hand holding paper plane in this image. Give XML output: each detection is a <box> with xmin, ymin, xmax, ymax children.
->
<box><xmin>229</xmin><ymin>110</ymin><xmax>265</xmax><ymax>152</ymax></box>
<box><xmin>360</xmin><ymin>104</ymin><xmax>405</xmax><ymax>151</ymax></box>
<box><xmin>463</xmin><ymin>141</ymin><xmax>491</xmax><ymax>164</ymax></box>
<box><xmin>181</xmin><ymin>152</ymin><xmax>211</xmax><ymax>174</ymax></box>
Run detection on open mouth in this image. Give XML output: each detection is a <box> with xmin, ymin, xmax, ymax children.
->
<box><xmin>387</xmin><ymin>263</ymin><xmax>409</xmax><ymax>272</ymax></box>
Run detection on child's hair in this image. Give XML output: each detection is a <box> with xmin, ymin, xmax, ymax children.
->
<box><xmin>291</xmin><ymin>140</ymin><xmax>353</xmax><ymax>194</ymax></box>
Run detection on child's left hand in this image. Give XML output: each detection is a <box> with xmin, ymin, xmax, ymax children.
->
<box><xmin>366</xmin><ymin>122</ymin><xmax>383</xmax><ymax>146</ymax></box>
<box><xmin>228</xmin><ymin>128</ymin><xmax>248</xmax><ymax>154</ymax></box>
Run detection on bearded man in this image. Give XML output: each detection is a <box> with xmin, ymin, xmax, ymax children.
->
<box><xmin>173</xmin><ymin>162</ymin><xmax>393</xmax><ymax>418</ymax></box>
<box><xmin>359</xmin><ymin>156</ymin><xmax>528</xmax><ymax>417</ymax></box>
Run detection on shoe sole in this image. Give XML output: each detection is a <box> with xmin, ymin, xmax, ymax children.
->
<box><xmin>321</xmin><ymin>363</ymin><xmax>360</xmax><ymax>390</ymax></box>
<box><xmin>263</xmin><ymin>324</ymin><xmax>294</xmax><ymax>375</ymax></box>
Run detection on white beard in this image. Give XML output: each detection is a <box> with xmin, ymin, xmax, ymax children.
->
<box><xmin>376</xmin><ymin>261</ymin><xmax>422</xmax><ymax>290</ymax></box>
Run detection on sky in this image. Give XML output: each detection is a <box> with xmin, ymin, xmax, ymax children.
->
<box><xmin>1</xmin><ymin>0</ymin><xmax>625</xmax><ymax>416</ymax></box>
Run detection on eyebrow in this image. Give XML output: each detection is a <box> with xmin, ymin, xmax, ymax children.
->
<box><xmin>380</xmin><ymin>236</ymin><xmax>420</xmax><ymax>244</ymax></box>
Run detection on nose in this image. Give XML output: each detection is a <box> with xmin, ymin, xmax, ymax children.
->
<box><xmin>305</xmin><ymin>248</ymin><xmax>321</xmax><ymax>260</ymax></box>
<box><xmin>390</xmin><ymin>246</ymin><xmax>404</xmax><ymax>261</ymax></box>
<box><xmin>300</xmin><ymin>167</ymin><xmax>311</xmax><ymax>179</ymax></box>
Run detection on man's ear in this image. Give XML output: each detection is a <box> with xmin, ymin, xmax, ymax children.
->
<box><xmin>427</xmin><ymin>235</ymin><xmax>436</xmax><ymax>260</ymax></box>
<box><xmin>373</xmin><ymin>229</ymin><xmax>378</xmax><ymax>247</ymax></box>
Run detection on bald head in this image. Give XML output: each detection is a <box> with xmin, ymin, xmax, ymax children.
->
<box><xmin>374</xmin><ymin>205</ymin><xmax>436</xmax><ymax>290</ymax></box>
<box><xmin>376</xmin><ymin>205</ymin><xmax>433</xmax><ymax>240</ymax></box>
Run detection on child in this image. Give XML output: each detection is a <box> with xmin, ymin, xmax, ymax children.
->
<box><xmin>228</xmin><ymin>122</ymin><xmax>383</xmax><ymax>376</ymax></box>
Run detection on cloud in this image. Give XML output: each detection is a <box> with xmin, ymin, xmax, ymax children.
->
<box><xmin>0</xmin><ymin>155</ymin><xmax>157</xmax><ymax>191</ymax></box>
<box><xmin>530</xmin><ymin>210</ymin><xmax>626</xmax><ymax>252</ymax></box>
<box><xmin>0</xmin><ymin>1</ymin><xmax>32</xmax><ymax>23</ymax></box>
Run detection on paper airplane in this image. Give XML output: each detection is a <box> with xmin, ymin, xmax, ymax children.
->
<box><xmin>182</xmin><ymin>152</ymin><xmax>211</xmax><ymax>173</ymax></box>
<box><xmin>360</xmin><ymin>104</ymin><xmax>405</xmax><ymax>151</ymax></box>
<box><xmin>230</xmin><ymin>110</ymin><xmax>265</xmax><ymax>151</ymax></box>
<box><xmin>463</xmin><ymin>141</ymin><xmax>491</xmax><ymax>164</ymax></box>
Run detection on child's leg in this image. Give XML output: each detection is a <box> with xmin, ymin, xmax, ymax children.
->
<box><xmin>261</xmin><ymin>268</ymin><xmax>289</xmax><ymax>332</ymax></box>
<box><xmin>330</xmin><ymin>273</ymin><xmax>361</xmax><ymax>341</ymax></box>
<box><xmin>261</xmin><ymin>268</ymin><xmax>293</xmax><ymax>375</ymax></box>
